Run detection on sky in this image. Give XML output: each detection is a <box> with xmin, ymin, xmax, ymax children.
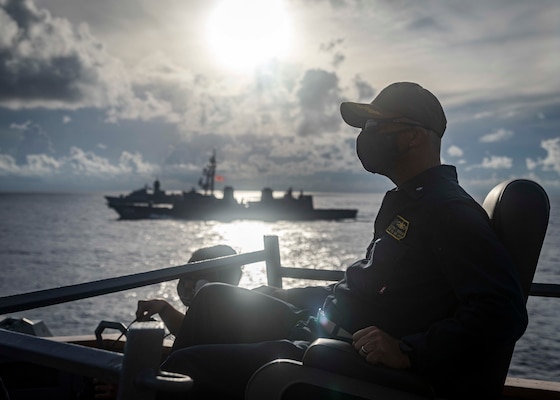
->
<box><xmin>0</xmin><ymin>0</ymin><xmax>559</xmax><ymax>196</ymax></box>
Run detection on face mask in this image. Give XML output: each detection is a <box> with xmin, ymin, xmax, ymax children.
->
<box><xmin>356</xmin><ymin>129</ymin><xmax>400</xmax><ymax>175</ymax></box>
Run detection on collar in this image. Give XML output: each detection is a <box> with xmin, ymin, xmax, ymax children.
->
<box><xmin>394</xmin><ymin>165</ymin><xmax>458</xmax><ymax>199</ymax></box>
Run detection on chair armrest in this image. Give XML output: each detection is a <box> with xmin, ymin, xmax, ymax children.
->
<box><xmin>303</xmin><ymin>338</ymin><xmax>435</xmax><ymax>397</ymax></box>
<box><xmin>246</xmin><ymin>359</ymin><xmax>434</xmax><ymax>400</ymax></box>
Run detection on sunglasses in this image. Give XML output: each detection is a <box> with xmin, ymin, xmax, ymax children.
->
<box><xmin>362</xmin><ymin>118</ymin><xmax>428</xmax><ymax>133</ymax></box>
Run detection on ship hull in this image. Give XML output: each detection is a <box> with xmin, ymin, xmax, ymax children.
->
<box><xmin>108</xmin><ymin>201</ymin><xmax>358</xmax><ymax>221</ymax></box>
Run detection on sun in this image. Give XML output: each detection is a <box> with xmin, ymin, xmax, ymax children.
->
<box><xmin>206</xmin><ymin>0</ymin><xmax>293</xmax><ymax>71</ymax></box>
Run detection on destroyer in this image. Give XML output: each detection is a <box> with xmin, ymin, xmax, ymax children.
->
<box><xmin>104</xmin><ymin>151</ymin><xmax>358</xmax><ymax>221</ymax></box>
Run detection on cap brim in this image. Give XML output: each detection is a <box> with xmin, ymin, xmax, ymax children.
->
<box><xmin>340</xmin><ymin>102</ymin><xmax>399</xmax><ymax>128</ymax></box>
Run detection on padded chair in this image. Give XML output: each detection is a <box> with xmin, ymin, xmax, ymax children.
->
<box><xmin>246</xmin><ymin>179</ymin><xmax>550</xmax><ymax>400</ymax></box>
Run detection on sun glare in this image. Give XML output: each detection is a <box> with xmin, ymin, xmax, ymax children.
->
<box><xmin>206</xmin><ymin>0</ymin><xmax>293</xmax><ymax>71</ymax></box>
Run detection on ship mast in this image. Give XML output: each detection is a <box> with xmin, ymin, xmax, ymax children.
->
<box><xmin>199</xmin><ymin>149</ymin><xmax>217</xmax><ymax>195</ymax></box>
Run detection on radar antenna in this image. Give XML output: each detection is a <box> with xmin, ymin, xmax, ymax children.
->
<box><xmin>198</xmin><ymin>149</ymin><xmax>217</xmax><ymax>195</ymax></box>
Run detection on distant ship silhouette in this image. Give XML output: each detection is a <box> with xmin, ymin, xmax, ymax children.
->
<box><xmin>105</xmin><ymin>150</ymin><xmax>358</xmax><ymax>221</ymax></box>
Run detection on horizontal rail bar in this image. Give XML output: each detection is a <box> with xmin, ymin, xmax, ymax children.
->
<box><xmin>1</xmin><ymin>233</ymin><xmax>558</xmax><ymax>317</ymax></box>
<box><xmin>277</xmin><ymin>267</ymin><xmax>345</xmax><ymax>282</ymax></box>
<box><xmin>529</xmin><ymin>283</ymin><xmax>560</xmax><ymax>298</ymax></box>
<box><xmin>278</xmin><ymin>269</ymin><xmax>559</xmax><ymax>299</ymax></box>
<box><xmin>0</xmin><ymin>251</ymin><xmax>267</xmax><ymax>314</ymax></box>
<box><xmin>0</xmin><ymin>328</ymin><xmax>123</xmax><ymax>383</ymax></box>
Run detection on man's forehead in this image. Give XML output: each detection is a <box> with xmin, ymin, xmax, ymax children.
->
<box><xmin>368</xmin><ymin>120</ymin><xmax>412</xmax><ymax>130</ymax></box>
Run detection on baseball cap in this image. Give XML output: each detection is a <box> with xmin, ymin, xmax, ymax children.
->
<box><xmin>340</xmin><ymin>82</ymin><xmax>447</xmax><ymax>137</ymax></box>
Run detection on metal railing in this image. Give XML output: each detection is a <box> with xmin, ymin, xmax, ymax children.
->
<box><xmin>0</xmin><ymin>236</ymin><xmax>281</xmax><ymax>315</ymax></box>
<box><xmin>1</xmin><ymin>235</ymin><xmax>558</xmax><ymax>316</ymax></box>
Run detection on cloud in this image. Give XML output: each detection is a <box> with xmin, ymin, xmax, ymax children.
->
<box><xmin>0</xmin><ymin>146</ymin><xmax>158</xmax><ymax>182</ymax></box>
<box><xmin>482</xmin><ymin>156</ymin><xmax>513</xmax><ymax>169</ymax></box>
<box><xmin>0</xmin><ymin>0</ymin><xmax>351</xmax><ymax>139</ymax></box>
<box><xmin>296</xmin><ymin>69</ymin><xmax>342</xmax><ymax>136</ymax></box>
<box><xmin>0</xmin><ymin>0</ymin><xmax>111</xmax><ymax>107</ymax></box>
<box><xmin>60</xmin><ymin>147</ymin><xmax>159</xmax><ymax>178</ymax></box>
<box><xmin>9</xmin><ymin>121</ymin><xmax>55</xmax><ymax>164</ymax></box>
<box><xmin>318</xmin><ymin>38</ymin><xmax>346</xmax><ymax>68</ymax></box>
<box><xmin>479</xmin><ymin>128</ymin><xmax>514</xmax><ymax>143</ymax></box>
<box><xmin>0</xmin><ymin>153</ymin><xmax>59</xmax><ymax>177</ymax></box>
<box><xmin>0</xmin><ymin>0</ymin><xmax>179</xmax><ymax>124</ymax></box>
<box><xmin>526</xmin><ymin>137</ymin><xmax>560</xmax><ymax>174</ymax></box>
<box><xmin>0</xmin><ymin>4</ymin><xmax>18</xmax><ymax>49</ymax></box>
<box><xmin>0</xmin><ymin>135</ymin><xmax>360</xmax><ymax>191</ymax></box>
<box><xmin>352</xmin><ymin>75</ymin><xmax>375</xmax><ymax>102</ymax></box>
<box><xmin>474</xmin><ymin>111</ymin><xmax>494</xmax><ymax>119</ymax></box>
<box><xmin>447</xmin><ymin>145</ymin><xmax>464</xmax><ymax>157</ymax></box>
<box><xmin>467</xmin><ymin>155</ymin><xmax>513</xmax><ymax>170</ymax></box>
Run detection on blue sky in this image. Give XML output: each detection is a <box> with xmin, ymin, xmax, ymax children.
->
<box><xmin>0</xmin><ymin>0</ymin><xmax>559</xmax><ymax>195</ymax></box>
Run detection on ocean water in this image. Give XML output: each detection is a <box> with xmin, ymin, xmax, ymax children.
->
<box><xmin>0</xmin><ymin>190</ymin><xmax>558</xmax><ymax>382</ymax></box>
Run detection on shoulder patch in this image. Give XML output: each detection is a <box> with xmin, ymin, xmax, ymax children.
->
<box><xmin>386</xmin><ymin>215</ymin><xmax>409</xmax><ymax>240</ymax></box>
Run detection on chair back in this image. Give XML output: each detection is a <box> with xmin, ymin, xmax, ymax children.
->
<box><xmin>482</xmin><ymin>179</ymin><xmax>550</xmax><ymax>299</ymax></box>
<box><xmin>480</xmin><ymin>179</ymin><xmax>550</xmax><ymax>393</ymax></box>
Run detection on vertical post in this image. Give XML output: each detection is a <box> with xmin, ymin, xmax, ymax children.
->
<box><xmin>117</xmin><ymin>322</ymin><xmax>164</xmax><ymax>400</ymax></box>
<box><xmin>264</xmin><ymin>235</ymin><xmax>283</xmax><ymax>288</ymax></box>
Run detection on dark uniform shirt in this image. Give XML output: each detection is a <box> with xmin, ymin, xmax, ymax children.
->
<box><xmin>324</xmin><ymin>165</ymin><xmax>528</xmax><ymax>397</ymax></box>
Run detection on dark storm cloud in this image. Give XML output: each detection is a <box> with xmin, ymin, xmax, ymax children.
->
<box><xmin>296</xmin><ymin>69</ymin><xmax>342</xmax><ymax>136</ymax></box>
<box><xmin>0</xmin><ymin>0</ymin><xmax>107</xmax><ymax>107</ymax></box>
<box><xmin>0</xmin><ymin>0</ymin><xmax>182</xmax><ymax>125</ymax></box>
<box><xmin>0</xmin><ymin>53</ymin><xmax>87</xmax><ymax>103</ymax></box>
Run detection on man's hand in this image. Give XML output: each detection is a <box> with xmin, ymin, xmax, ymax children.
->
<box><xmin>352</xmin><ymin>326</ymin><xmax>411</xmax><ymax>369</ymax></box>
<box><xmin>135</xmin><ymin>299</ymin><xmax>168</xmax><ymax>321</ymax></box>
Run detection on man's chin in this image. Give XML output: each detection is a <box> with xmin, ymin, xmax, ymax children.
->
<box><xmin>361</xmin><ymin>163</ymin><xmax>381</xmax><ymax>175</ymax></box>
